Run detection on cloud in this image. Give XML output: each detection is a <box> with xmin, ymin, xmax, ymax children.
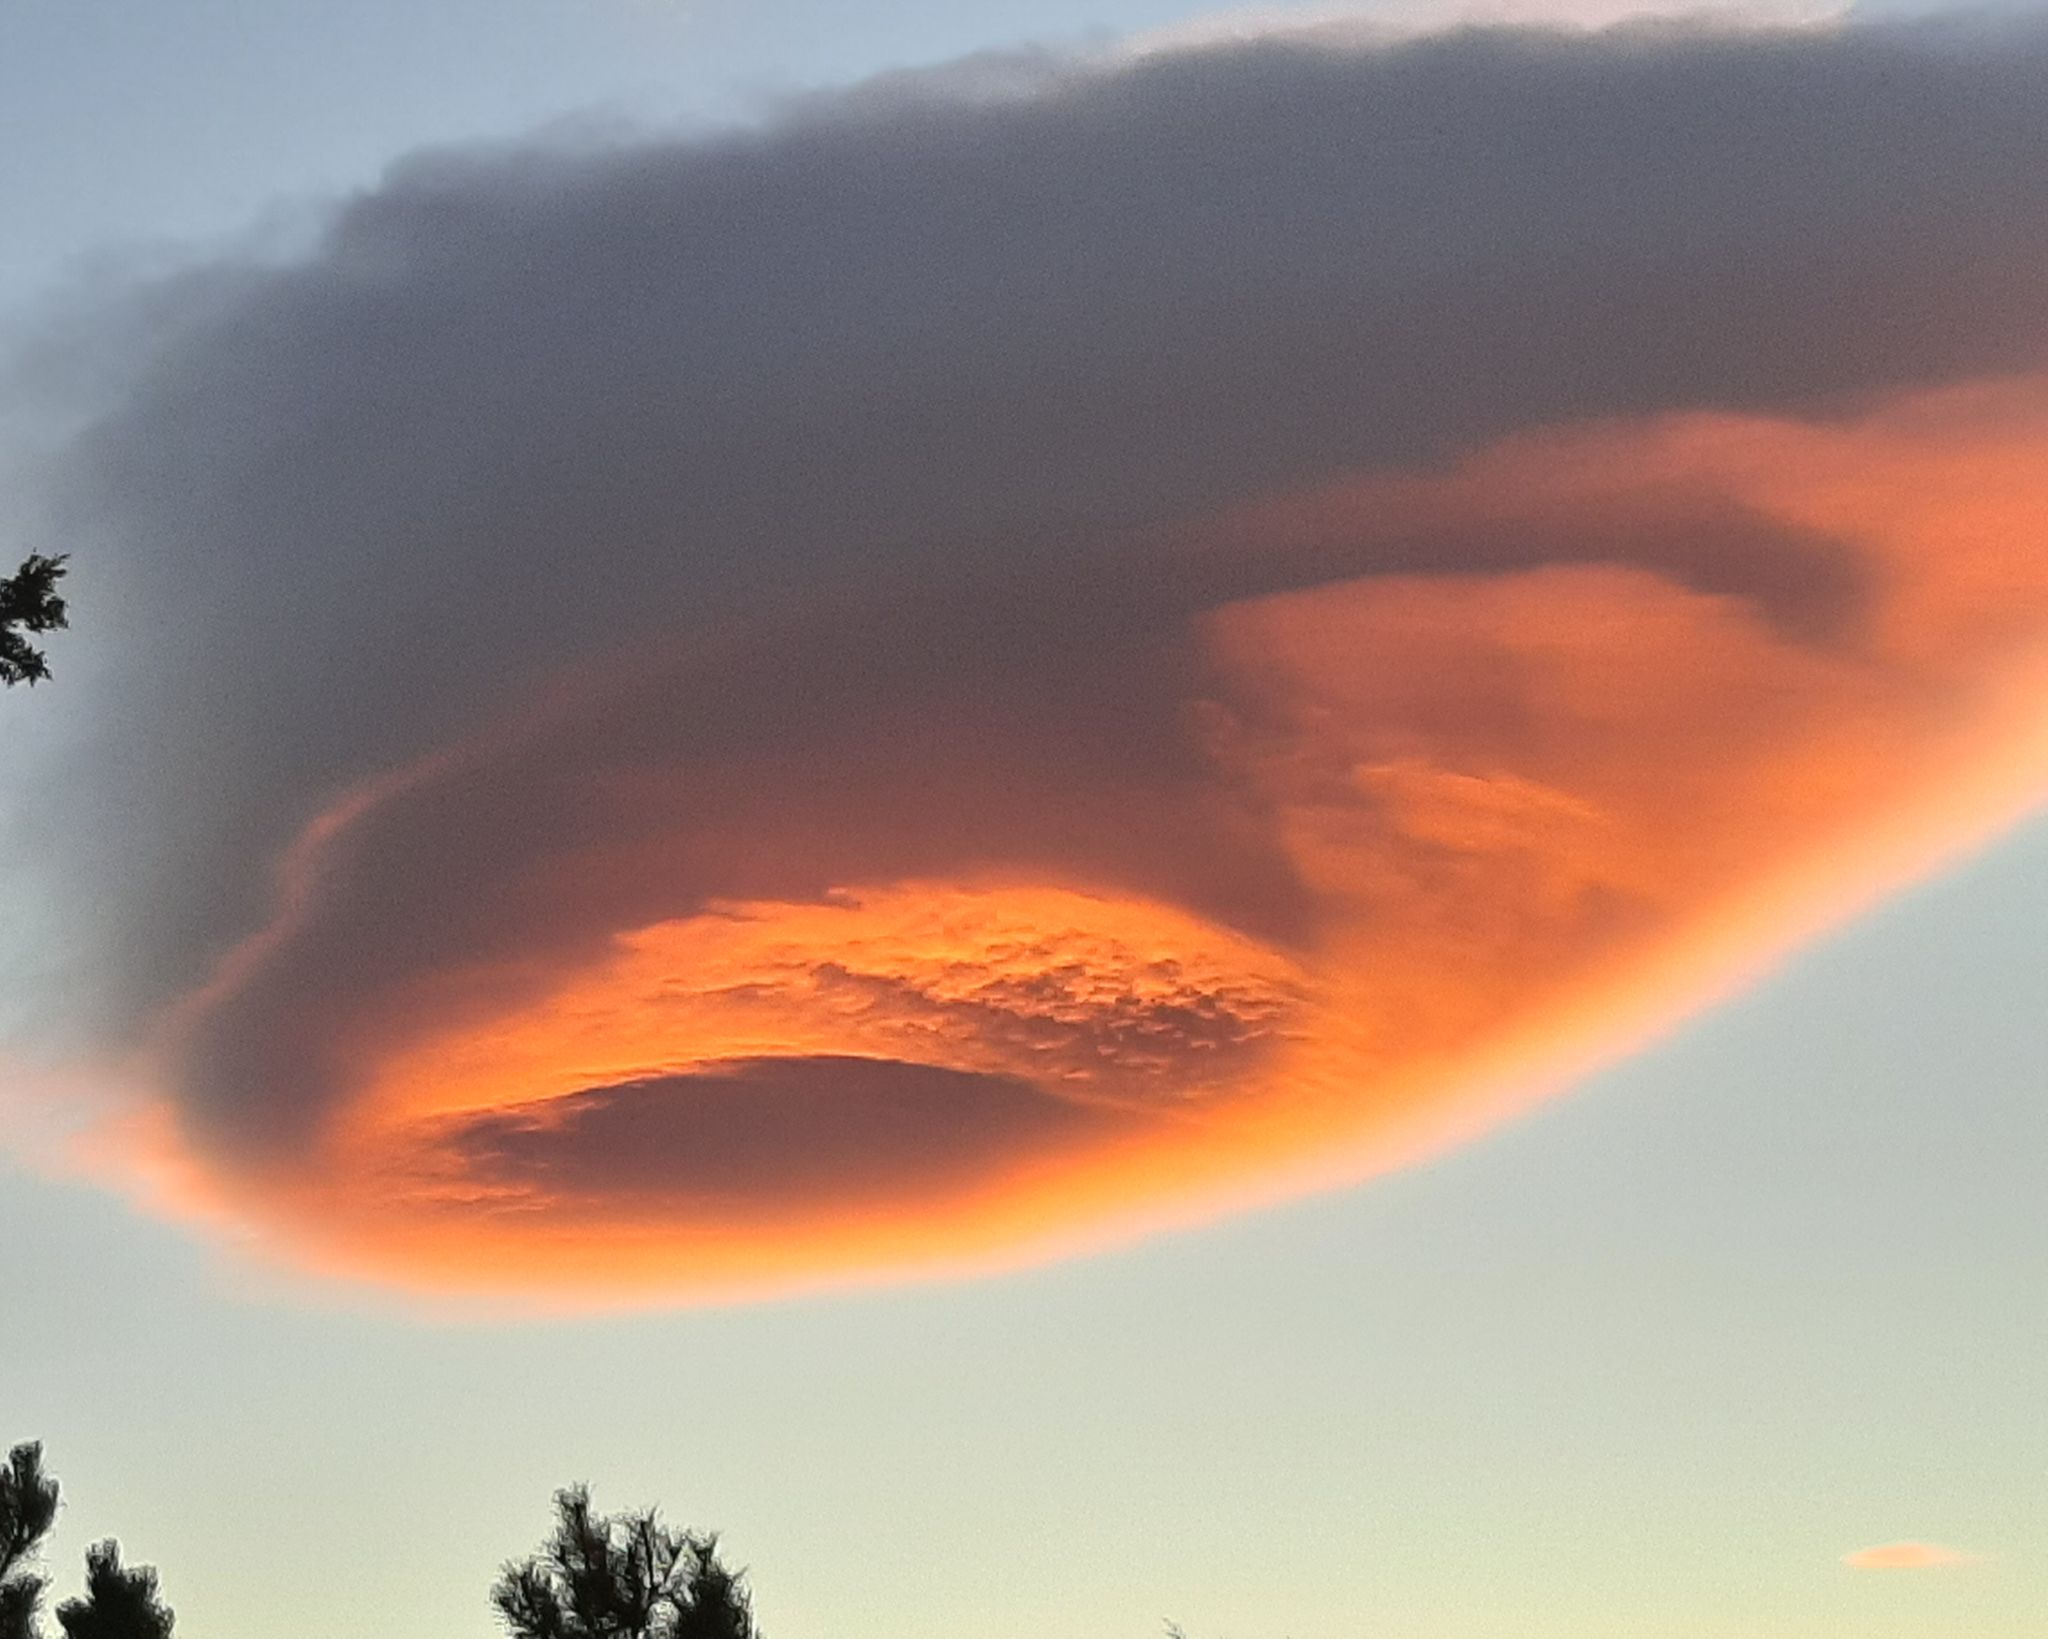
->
<box><xmin>1841</xmin><ymin>1542</ymin><xmax>1985</xmax><ymax>1571</ymax></box>
<box><xmin>4</xmin><ymin>13</ymin><xmax>2048</xmax><ymax>1303</ymax></box>
<box><xmin>1111</xmin><ymin>0</ymin><xmax>1847</xmax><ymax>60</ymax></box>
<box><xmin>440</xmin><ymin>1056</ymin><xmax>1122</xmax><ymax>1211</ymax></box>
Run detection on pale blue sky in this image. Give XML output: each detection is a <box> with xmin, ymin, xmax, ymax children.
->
<box><xmin>0</xmin><ymin>0</ymin><xmax>1224</xmax><ymax>309</ymax></box>
<box><xmin>5</xmin><ymin>816</ymin><xmax>2045</xmax><ymax>1637</ymax></box>
<box><xmin>2</xmin><ymin>2</ymin><xmax>2043</xmax><ymax>1636</ymax></box>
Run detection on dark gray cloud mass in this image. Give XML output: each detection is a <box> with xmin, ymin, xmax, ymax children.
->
<box><xmin>7</xmin><ymin>14</ymin><xmax>2048</xmax><ymax>1297</ymax></box>
<box><xmin>24</xmin><ymin>14</ymin><xmax>2045</xmax><ymax>1030</ymax></box>
<box><xmin>442</xmin><ymin>1055</ymin><xmax>1123</xmax><ymax>1210</ymax></box>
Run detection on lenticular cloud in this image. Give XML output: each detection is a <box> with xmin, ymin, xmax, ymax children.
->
<box><xmin>5</xmin><ymin>14</ymin><xmax>2048</xmax><ymax>1304</ymax></box>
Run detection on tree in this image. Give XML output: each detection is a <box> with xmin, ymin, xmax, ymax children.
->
<box><xmin>493</xmin><ymin>1486</ymin><xmax>760</xmax><ymax>1639</ymax></box>
<box><xmin>53</xmin><ymin>1545</ymin><xmax>173</xmax><ymax>1639</ymax></box>
<box><xmin>0</xmin><ymin>1446</ymin><xmax>173</xmax><ymax>1639</ymax></box>
<box><xmin>1</xmin><ymin>554</ymin><xmax>69</xmax><ymax>687</ymax></box>
<box><xmin>0</xmin><ymin>1445</ymin><xmax>60</xmax><ymax>1639</ymax></box>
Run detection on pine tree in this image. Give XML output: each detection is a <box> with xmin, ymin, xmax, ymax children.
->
<box><xmin>0</xmin><ymin>554</ymin><xmax>70</xmax><ymax>686</ymax></box>
<box><xmin>53</xmin><ymin>1546</ymin><xmax>174</xmax><ymax>1639</ymax></box>
<box><xmin>0</xmin><ymin>1446</ymin><xmax>174</xmax><ymax>1639</ymax></box>
<box><xmin>0</xmin><ymin>1445</ymin><xmax>60</xmax><ymax>1639</ymax></box>
<box><xmin>493</xmin><ymin>1486</ymin><xmax>759</xmax><ymax>1639</ymax></box>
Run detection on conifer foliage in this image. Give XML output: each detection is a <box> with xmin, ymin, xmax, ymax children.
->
<box><xmin>0</xmin><ymin>1445</ymin><xmax>175</xmax><ymax>1639</ymax></box>
<box><xmin>54</xmin><ymin>1546</ymin><xmax>174</xmax><ymax>1639</ymax></box>
<box><xmin>0</xmin><ymin>554</ymin><xmax>69</xmax><ymax>687</ymax></box>
<box><xmin>493</xmin><ymin>1486</ymin><xmax>759</xmax><ymax>1639</ymax></box>
<box><xmin>9</xmin><ymin>1446</ymin><xmax>766</xmax><ymax>1639</ymax></box>
<box><xmin>0</xmin><ymin>1444</ymin><xmax>60</xmax><ymax>1639</ymax></box>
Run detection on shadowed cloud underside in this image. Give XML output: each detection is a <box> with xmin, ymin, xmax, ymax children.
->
<box><xmin>444</xmin><ymin>1056</ymin><xmax>1122</xmax><ymax>1208</ymax></box>
<box><xmin>7</xmin><ymin>13</ymin><xmax>2048</xmax><ymax>1303</ymax></box>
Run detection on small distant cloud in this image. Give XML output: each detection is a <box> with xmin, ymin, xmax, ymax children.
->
<box><xmin>1842</xmin><ymin>1542</ymin><xmax>1984</xmax><ymax>1571</ymax></box>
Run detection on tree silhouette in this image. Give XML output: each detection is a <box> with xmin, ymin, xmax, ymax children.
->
<box><xmin>1</xmin><ymin>555</ymin><xmax>69</xmax><ymax>687</ymax></box>
<box><xmin>493</xmin><ymin>1486</ymin><xmax>759</xmax><ymax>1639</ymax></box>
<box><xmin>52</xmin><ymin>1545</ymin><xmax>173</xmax><ymax>1639</ymax></box>
<box><xmin>0</xmin><ymin>1447</ymin><xmax>174</xmax><ymax>1639</ymax></box>
<box><xmin>0</xmin><ymin>1445</ymin><xmax>60</xmax><ymax>1639</ymax></box>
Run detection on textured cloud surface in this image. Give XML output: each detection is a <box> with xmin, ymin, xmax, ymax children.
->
<box><xmin>6</xmin><ymin>14</ymin><xmax>2048</xmax><ymax>1302</ymax></box>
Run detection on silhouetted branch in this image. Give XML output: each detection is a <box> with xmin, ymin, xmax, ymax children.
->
<box><xmin>54</xmin><ymin>1542</ymin><xmax>175</xmax><ymax>1639</ymax></box>
<box><xmin>0</xmin><ymin>554</ymin><xmax>69</xmax><ymax>687</ymax></box>
<box><xmin>1</xmin><ymin>1446</ymin><xmax>176</xmax><ymax>1639</ymax></box>
<box><xmin>0</xmin><ymin>1444</ymin><xmax>59</xmax><ymax>1639</ymax></box>
<box><xmin>494</xmin><ymin>1486</ymin><xmax>759</xmax><ymax>1639</ymax></box>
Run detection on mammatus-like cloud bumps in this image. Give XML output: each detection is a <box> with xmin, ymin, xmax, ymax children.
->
<box><xmin>5</xmin><ymin>12</ymin><xmax>2048</xmax><ymax>1303</ymax></box>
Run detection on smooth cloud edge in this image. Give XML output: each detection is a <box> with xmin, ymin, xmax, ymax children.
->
<box><xmin>1841</xmin><ymin>1541</ymin><xmax>1988</xmax><ymax>1571</ymax></box>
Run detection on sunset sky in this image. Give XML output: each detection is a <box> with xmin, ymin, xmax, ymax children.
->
<box><xmin>2</xmin><ymin>1</ymin><xmax>2045</xmax><ymax>1635</ymax></box>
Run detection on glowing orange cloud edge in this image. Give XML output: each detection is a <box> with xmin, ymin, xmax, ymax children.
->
<box><xmin>49</xmin><ymin>370</ymin><xmax>2048</xmax><ymax>1312</ymax></box>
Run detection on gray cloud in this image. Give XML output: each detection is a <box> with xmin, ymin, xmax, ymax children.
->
<box><xmin>5</xmin><ymin>15</ymin><xmax>2048</xmax><ymax>1269</ymax></box>
<box><xmin>440</xmin><ymin>1055</ymin><xmax>1123</xmax><ymax>1212</ymax></box>
<box><xmin>16</xmin><ymin>15</ymin><xmax>2043</xmax><ymax>1037</ymax></box>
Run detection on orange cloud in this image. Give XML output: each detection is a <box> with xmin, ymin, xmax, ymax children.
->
<box><xmin>1842</xmin><ymin>1542</ymin><xmax>1984</xmax><ymax>1571</ymax></box>
<box><xmin>11</xmin><ymin>17</ymin><xmax>2048</xmax><ymax>1309</ymax></box>
<box><xmin>76</xmin><ymin>368</ymin><xmax>2048</xmax><ymax>1306</ymax></box>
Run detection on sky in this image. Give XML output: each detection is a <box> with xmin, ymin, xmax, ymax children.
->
<box><xmin>1</xmin><ymin>0</ymin><xmax>2045</xmax><ymax>1635</ymax></box>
